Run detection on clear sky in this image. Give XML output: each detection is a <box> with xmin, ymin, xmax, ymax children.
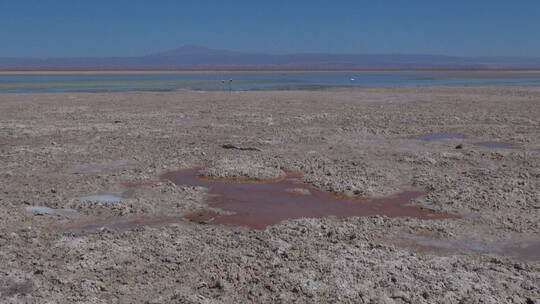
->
<box><xmin>1</xmin><ymin>0</ymin><xmax>539</xmax><ymax>57</ymax></box>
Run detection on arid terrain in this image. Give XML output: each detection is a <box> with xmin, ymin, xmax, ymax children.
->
<box><xmin>1</xmin><ymin>87</ymin><xmax>539</xmax><ymax>303</ymax></box>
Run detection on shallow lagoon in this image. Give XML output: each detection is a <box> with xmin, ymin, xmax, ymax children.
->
<box><xmin>1</xmin><ymin>71</ymin><xmax>540</xmax><ymax>93</ymax></box>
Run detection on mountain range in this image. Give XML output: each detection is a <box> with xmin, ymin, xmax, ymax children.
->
<box><xmin>1</xmin><ymin>45</ymin><xmax>540</xmax><ymax>70</ymax></box>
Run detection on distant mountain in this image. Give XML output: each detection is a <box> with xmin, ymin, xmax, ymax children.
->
<box><xmin>1</xmin><ymin>45</ymin><xmax>540</xmax><ymax>70</ymax></box>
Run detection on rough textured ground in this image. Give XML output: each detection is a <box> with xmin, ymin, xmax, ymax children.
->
<box><xmin>1</xmin><ymin>87</ymin><xmax>539</xmax><ymax>303</ymax></box>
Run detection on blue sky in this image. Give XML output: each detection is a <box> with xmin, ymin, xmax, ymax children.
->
<box><xmin>1</xmin><ymin>0</ymin><xmax>539</xmax><ymax>57</ymax></box>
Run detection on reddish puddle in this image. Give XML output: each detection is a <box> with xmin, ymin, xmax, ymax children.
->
<box><xmin>162</xmin><ymin>168</ymin><xmax>457</xmax><ymax>229</ymax></box>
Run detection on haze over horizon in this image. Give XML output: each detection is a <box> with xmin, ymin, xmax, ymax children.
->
<box><xmin>1</xmin><ymin>0</ymin><xmax>540</xmax><ymax>58</ymax></box>
<box><xmin>3</xmin><ymin>44</ymin><xmax>540</xmax><ymax>60</ymax></box>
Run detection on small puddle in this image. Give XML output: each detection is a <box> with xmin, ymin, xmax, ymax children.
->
<box><xmin>76</xmin><ymin>194</ymin><xmax>125</xmax><ymax>203</ymax></box>
<box><xmin>161</xmin><ymin>168</ymin><xmax>457</xmax><ymax>229</ymax></box>
<box><xmin>418</xmin><ymin>133</ymin><xmax>465</xmax><ymax>141</ymax></box>
<box><xmin>25</xmin><ymin>205</ymin><xmax>76</xmax><ymax>215</ymax></box>
<box><xmin>398</xmin><ymin>233</ymin><xmax>540</xmax><ymax>261</ymax></box>
<box><xmin>70</xmin><ymin>160</ymin><xmax>137</xmax><ymax>174</ymax></box>
<box><xmin>473</xmin><ymin>141</ymin><xmax>514</xmax><ymax>149</ymax></box>
<box><xmin>54</xmin><ymin>216</ymin><xmax>184</xmax><ymax>234</ymax></box>
<box><xmin>506</xmin><ymin>242</ymin><xmax>540</xmax><ymax>261</ymax></box>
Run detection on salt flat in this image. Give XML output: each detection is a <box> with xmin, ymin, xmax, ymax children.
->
<box><xmin>1</xmin><ymin>87</ymin><xmax>539</xmax><ymax>302</ymax></box>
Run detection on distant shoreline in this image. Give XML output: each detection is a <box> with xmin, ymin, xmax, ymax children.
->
<box><xmin>2</xmin><ymin>69</ymin><xmax>540</xmax><ymax>75</ymax></box>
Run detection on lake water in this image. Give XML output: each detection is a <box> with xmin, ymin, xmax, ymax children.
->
<box><xmin>1</xmin><ymin>71</ymin><xmax>540</xmax><ymax>93</ymax></box>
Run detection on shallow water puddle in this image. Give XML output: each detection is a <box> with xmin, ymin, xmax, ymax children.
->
<box><xmin>25</xmin><ymin>205</ymin><xmax>76</xmax><ymax>215</ymax></box>
<box><xmin>418</xmin><ymin>133</ymin><xmax>465</xmax><ymax>141</ymax></box>
<box><xmin>398</xmin><ymin>233</ymin><xmax>540</xmax><ymax>261</ymax></box>
<box><xmin>415</xmin><ymin>134</ymin><xmax>520</xmax><ymax>150</ymax></box>
<box><xmin>56</xmin><ymin>216</ymin><xmax>184</xmax><ymax>234</ymax></box>
<box><xmin>508</xmin><ymin>242</ymin><xmax>540</xmax><ymax>261</ymax></box>
<box><xmin>473</xmin><ymin>141</ymin><xmax>514</xmax><ymax>149</ymax></box>
<box><xmin>76</xmin><ymin>194</ymin><xmax>125</xmax><ymax>203</ymax></box>
<box><xmin>70</xmin><ymin>160</ymin><xmax>137</xmax><ymax>174</ymax></box>
<box><xmin>162</xmin><ymin>168</ymin><xmax>457</xmax><ymax>229</ymax></box>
